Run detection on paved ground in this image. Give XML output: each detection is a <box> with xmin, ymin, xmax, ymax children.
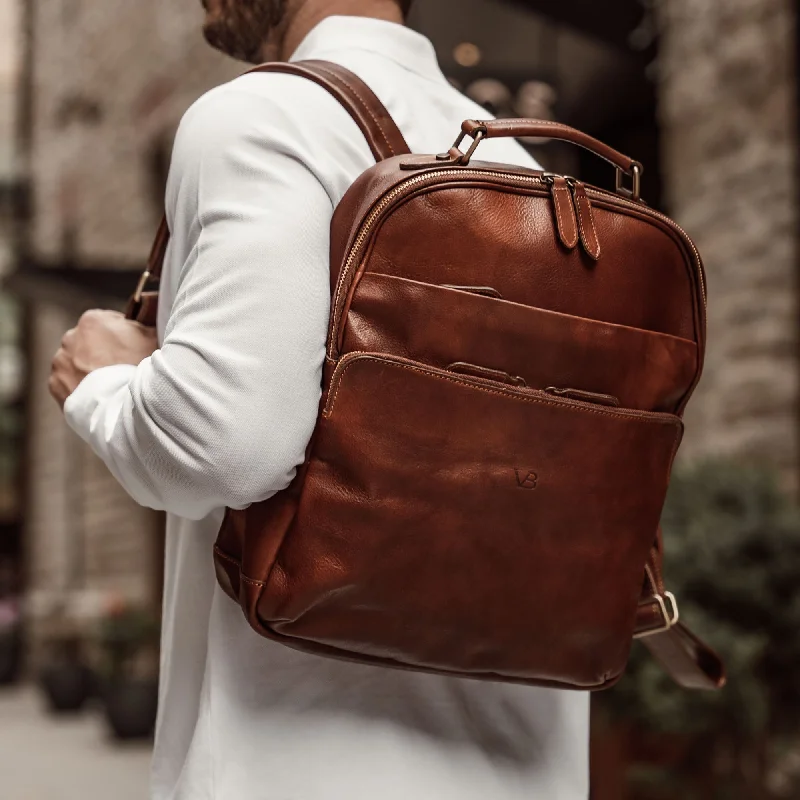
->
<box><xmin>0</xmin><ymin>686</ymin><xmax>152</xmax><ymax>800</ymax></box>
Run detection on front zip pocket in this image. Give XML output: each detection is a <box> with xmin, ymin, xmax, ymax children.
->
<box><xmin>261</xmin><ymin>352</ymin><xmax>683</xmax><ymax>688</ymax></box>
<box><xmin>342</xmin><ymin>273</ymin><xmax>698</xmax><ymax>412</ymax></box>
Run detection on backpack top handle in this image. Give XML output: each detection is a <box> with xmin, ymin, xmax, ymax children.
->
<box><xmin>456</xmin><ymin>118</ymin><xmax>644</xmax><ymax>200</ymax></box>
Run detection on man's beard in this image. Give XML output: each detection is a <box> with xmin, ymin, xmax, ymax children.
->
<box><xmin>202</xmin><ymin>0</ymin><xmax>288</xmax><ymax>64</ymax></box>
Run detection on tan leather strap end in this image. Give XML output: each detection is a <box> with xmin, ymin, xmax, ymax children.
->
<box><xmin>126</xmin><ymin>216</ymin><xmax>169</xmax><ymax>326</ymax></box>
<box><xmin>641</xmin><ymin>621</ymin><xmax>727</xmax><ymax>691</ymax></box>
<box><xmin>636</xmin><ymin>538</ymin><xmax>725</xmax><ymax>691</ymax></box>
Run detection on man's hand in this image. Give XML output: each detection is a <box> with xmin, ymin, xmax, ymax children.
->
<box><xmin>50</xmin><ymin>310</ymin><xmax>159</xmax><ymax>408</ymax></box>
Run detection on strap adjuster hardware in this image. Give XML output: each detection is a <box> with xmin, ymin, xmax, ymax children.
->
<box><xmin>634</xmin><ymin>591</ymin><xmax>680</xmax><ymax>639</ymax></box>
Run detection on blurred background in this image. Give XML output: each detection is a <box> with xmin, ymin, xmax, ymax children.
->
<box><xmin>0</xmin><ymin>0</ymin><xmax>797</xmax><ymax>798</ymax></box>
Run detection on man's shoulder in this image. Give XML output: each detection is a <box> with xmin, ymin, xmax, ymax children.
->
<box><xmin>177</xmin><ymin>70</ymin><xmax>347</xmax><ymax>148</ymax></box>
<box><xmin>167</xmin><ymin>68</ymin><xmax>370</xmax><ymax>208</ymax></box>
<box><xmin>170</xmin><ymin>69</ymin><xmax>372</xmax><ymax>188</ymax></box>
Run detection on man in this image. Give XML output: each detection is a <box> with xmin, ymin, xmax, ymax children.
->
<box><xmin>50</xmin><ymin>1</ymin><xmax>590</xmax><ymax>797</ymax></box>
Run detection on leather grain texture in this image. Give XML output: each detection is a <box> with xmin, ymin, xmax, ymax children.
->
<box><xmin>128</xmin><ymin>61</ymin><xmax>723</xmax><ymax>691</ymax></box>
<box><xmin>215</xmin><ymin>141</ymin><xmax>712</xmax><ymax>687</ymax></box>
<box><xmin>344</xmin><ymin>273</ymin><xmax>698</xmax><ymax>413</ymax></box>
<box><xmin>250</xmin><ymin>354</ymin><xmax>681</xmax><ymax>687</ymax></box>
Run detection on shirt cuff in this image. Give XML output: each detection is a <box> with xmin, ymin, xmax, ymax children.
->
<box><xmin>63</xmin><ymin>364</ymin><xmax>138</xmax><ymax>442</ymax></box>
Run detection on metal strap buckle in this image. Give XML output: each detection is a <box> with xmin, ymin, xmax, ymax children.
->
<box><xmin>445</xmin><ymin>126</ymin><xmax>487</xmax><ymax>166</ymax></box>
<box><xmin>615</xmin><ymin>163</ymin><xmax>643</xmax><ymax>201</ymax></box>
<box><xmin>634</xmin><ymin>591</ymin><xmax>680</xmax><ymax>639</ymax></box>
<box><xmin>133</xmin><ymin>270</ymin><xmax>153</xmax><ymax>304</ymax></box>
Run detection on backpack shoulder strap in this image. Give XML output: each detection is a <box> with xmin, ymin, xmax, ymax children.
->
<box><xmin>127</xmin><ymin>60</ymin><xmax>409</xmax><ymax>325</ymax></box>
<box><xmin>250</xmin><ymin>60</ymin><xmax>410</xmax><ymax>162</ymax></box>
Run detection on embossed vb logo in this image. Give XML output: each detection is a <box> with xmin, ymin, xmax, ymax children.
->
<box><xmin>515</xmin><ymin>469</ymin><xmax>539</xmax><ymax>490</ymax></box>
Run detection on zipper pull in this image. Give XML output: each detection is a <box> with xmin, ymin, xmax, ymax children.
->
<box><xmin>545</xmin><ymin>387</ymin><xmax>620</xmax><ymax>407</ymax></box>
<box><xmin>569</xmin><ymin>180</ymin><xmax>601</xmax><ymax>261</ymax></box>
<box><xmin>448</xmin><ymin>362</ymin><xmax>528</xmax><ymax>388</ymax></box>
<box><xmin>546</xmin><ymin>175</ymin><xmax>579</xmax><ymax>251</ymax></box>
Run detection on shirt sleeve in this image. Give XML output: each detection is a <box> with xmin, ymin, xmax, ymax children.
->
<box><xmin>64</xmin><ymin>86</ymin><xmax>334</xmax><ymax>521</ymax></box>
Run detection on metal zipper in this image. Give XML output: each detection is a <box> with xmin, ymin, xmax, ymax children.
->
<box><xmin>330</xmin><ymin>169</ymin><xmax>706</xmax><ymax>357</ymax></box>
<box><xmin>584</xmin><ymin>186</ymin><xmax>708</xmax><ymax>311</ymax></box>
<box><xmin>330</xmin><ymin>169</ymin><xmax>547</xmax><ymax>357</ymax></box>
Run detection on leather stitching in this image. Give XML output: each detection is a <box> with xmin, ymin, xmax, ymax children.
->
<box><xmin>311</xmin><ymin>64</ymin><xmax>396</xmax><ymax>158</ymax></box>
<box><xmin>486</xmin><ymin>119</ymin><xmax>632</xmax><ymax>171</ymax></box>
<box><xmin>214</xmin><ymin>546</ymin><xmax>239</xmax><ymax>567</ymax></box>
<box><xmin>325</xmin><ymin>355</ymin><xmax>683</xmax><ymax>434</ymax></box>
<box><xmin>214</xmin><ymin>546</ymin><xmax>267</xmax><ymax>586</ymax></box>
<box><xmin>553</xmin><ymin>186</ymin><xmax>577</xmax><ymax>248</ymax></box>
<box><xmin>552</xmin><ymin>186</ymin><xmax>566</xmax><ymax>244</ymax></box>
<box><xmin>582</xmin><ymin>197</ymin><xmax>601</xmax><ymax>258</ymax></box>
<box><xmin>574</xmin><ymin>192</ymin><xmax>589</xmax><ymax>254</ymax></box>
<box><xmin>574</xmin><ymin>190</ymin><xmax>601</xmax><ymax>259</ymax></box>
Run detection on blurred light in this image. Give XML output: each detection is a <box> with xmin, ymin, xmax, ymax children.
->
<box><xmin>466</xmin><ymin>79</ymin><xmax>513</xmax><ymax>117</ymax></box>
<box><xmin>628</xmin><ymin>15</ymin><xmax>657</xmax><ymax>51</ymax></box>
<box><xmin>453</xmin><ymin>42</ymin><xmax>482</xmax><ymax>68</ymax></box>
<box><xmin>515</xmin><ymin>81</ymin><xmax>559</xmax><ymax>145</ymax></box>
<box><xmin>516</xmin><ymin>80</ymin><xmax>558</xmax><ymax>120</ymax></box>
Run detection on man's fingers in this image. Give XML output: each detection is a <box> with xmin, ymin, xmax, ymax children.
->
<box><xmin>61</xmin><ymin>328</ymin><xmax>76</xmax><ymax>350</ymax></box>
<box><xmin>51</xmin><ymin>347</ymin><xmax>69</xmax><ymax>371</ymax></box>
<box><xmin>49</xmin><ymin>348</ymin><xmax>75</xmax><ymax>409</ymax></box>
<box><xmin>78</xmin><ymin>309</ymin><xmax>103</xmax><ymax>329</ymax></box>
<box><xmin>50</xmin><ymin>310</ymin><xmax>155</xmax><ymax>409</ymax></box>
<box><xmin>48</xmin><ymin>371</ymin><xmax>67</xmax><ymax>408</ymax></box>
<box><xmin>79</xmin><ymin>308</ymin><xmax>123</xmax><ymax>328</ymax></box>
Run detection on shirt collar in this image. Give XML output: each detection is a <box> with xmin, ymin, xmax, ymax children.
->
<box><xmin>290</xmin><ymin>16</ymin><xmax>446</xmax><ymax>83</ymax></box>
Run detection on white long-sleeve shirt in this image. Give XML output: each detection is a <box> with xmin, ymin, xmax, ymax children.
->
<box><xmin>65</xmin><ymin>16</ymin><xmax>590</xmax><ymax>800</ymax></box>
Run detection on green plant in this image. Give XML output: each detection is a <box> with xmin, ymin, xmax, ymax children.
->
<box><xmin>597</xmin><ymin>460</ymin><xmax>800</xmax><ymax>797</ymax></box>
<box><xmin>97</xmin><ymin>603</ymin><xmax>160</xmax><ymax>680</ymax></box>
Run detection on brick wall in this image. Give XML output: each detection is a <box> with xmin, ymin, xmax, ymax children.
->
<box><xmin>29</xmin><ymin>0</ymin><xmax>238</xmax><ymax>265</ymax></box>
<box><xmin>25</xmin><ymin>301</ymin><xmax>160</xmax><ymax>660</ymax></box>
<box><xmin>657</xmin><ymin>0</ymin><xmax>799</xmax><ymax>483</ymax></box>
<box><xmin>22</xmin><ymin>0</ymin><xmax>238</xmax><ymax>651</ymax></box>
<box><xmin>0</xmin><ymin>0</ymin><xmax>19</xmax><ymax>182</ymax></box>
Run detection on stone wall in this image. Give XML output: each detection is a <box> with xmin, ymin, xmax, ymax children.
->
<box><xmin>657</xmin><ymin>0</ymin><xmax>799</xmax><ymax>484</ymax></box>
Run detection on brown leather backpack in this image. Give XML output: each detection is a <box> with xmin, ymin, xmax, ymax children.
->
<box><xmin>129</xmin><ymin>61</ymin><xmax>725</xmax><ymax>692</ymax></box>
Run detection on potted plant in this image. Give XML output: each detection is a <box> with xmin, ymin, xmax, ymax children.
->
<box><xmin>96</xmin><ymin>599</ymin><xmax>160</xmax><ymax>740</ymax></box>
<box><xmin>0</xmin><ymin>558</ymin><xmax>22</xmax><ymax>685</ymax></box>
<box><xmin>593</xmin><ymin>460</ymin><xmax>800</xmax><ymax>799</ymax></box>
<box><xmin>38</xmin><ymin>612</ymin><xmax>95</xmax><ymax>713</ymax></box>
<box><xmin>0</xmin><ymin>595</ymin><xmax>22</xmax><ymax>685</ymax></box>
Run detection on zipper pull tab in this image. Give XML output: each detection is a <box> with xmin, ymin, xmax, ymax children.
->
<box><xmin>547</xmin><ymin>175</ymin><xmax>579</xmax><ymax>251</ymax></box>
<box><xmin>569</xmin><ymin>180</ymin><xmax>601</xmax><ymax>261</ymax></box>
<box><xmin>448</xmin><ymin>362</ymin><xmax>527</xmax><ymax>388</ymax></box>
<box><xmin>545</xmin><ymin>387</ymin><xmax>620</xmax><ymax>407</ymax></box>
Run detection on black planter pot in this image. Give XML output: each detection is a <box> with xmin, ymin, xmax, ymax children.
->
<box><xmin>103</xmin><ymin>678</ymin><xmax>158</xmax><ymax>740</ymax></box>
<box><xmin>39</xmin><ymin>661</ymin><xmax>94</xmax><ymax>713</ymax></box>
<box><xmin>0</xmin><ymin>631</ymin><xmax>22</xmax><ymax>686</ymax></box>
